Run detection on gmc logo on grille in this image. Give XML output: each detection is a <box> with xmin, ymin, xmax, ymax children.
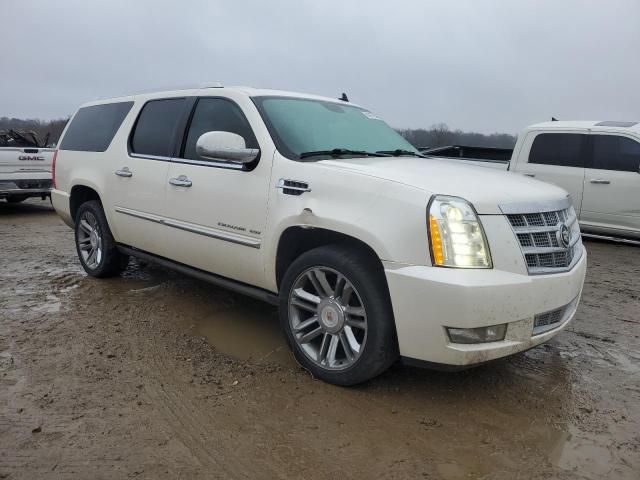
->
<box><xmin>18</xmin><ymin>156</ymin><xmax>45</xmax><ymax>161</ymax></box>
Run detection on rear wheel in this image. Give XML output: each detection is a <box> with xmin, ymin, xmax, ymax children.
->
<box><xmin>74</xmin><ymin>200</ymin><xmax>128</xmax><ymax>277</ymax></box>
<box><xmin>6</xmin><ymin>195</ymin><xmax>28</xmax><ymax>203</ymax></box>
<box><xmin>280</xmin><ymin>245</ymin><xmax>398</xmax><ymax>386</ymax></box>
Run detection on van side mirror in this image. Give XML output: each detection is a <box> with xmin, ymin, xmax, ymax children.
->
<box><xmin>195</xmin><ymin>131</ymin><xmax>259</xmax><ymax>163</ymax></box>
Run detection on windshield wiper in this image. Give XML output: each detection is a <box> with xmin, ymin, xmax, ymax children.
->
<box><xmin>299</xmin><ymin>148</ymin><xmax>391</xmax><ymax>159</ymax></box>
<box><xmin>376</xmin><ymin>149</ymin><xmax>424</xmax><ymax>157</ymax></box>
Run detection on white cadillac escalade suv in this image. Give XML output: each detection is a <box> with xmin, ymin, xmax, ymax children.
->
<box><xmin>51</xmin><ymin>86</ymin><xmax>587</xmax><ymax>385</ymax></box>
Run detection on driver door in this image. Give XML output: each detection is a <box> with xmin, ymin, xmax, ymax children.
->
<box><xmin>163</xmin><ymin>96</ymin><xmax>273</xmax><ymax>287</ymax></box>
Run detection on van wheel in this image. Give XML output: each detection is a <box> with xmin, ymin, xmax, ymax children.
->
<box><xmin>74</xmin><ymin>200</ymin><xmax>128</xmax><ymax>277</ymax></box>
<box><xmin>280</xmin><ymin>245</ymin><xmax>398</xmax><ymax>386</ymax></box>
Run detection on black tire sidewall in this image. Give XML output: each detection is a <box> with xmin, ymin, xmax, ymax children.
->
<box><xmin>279</xmin><ymin>245</ymin><xmax>398</xmax><ymax>386</ymax></box>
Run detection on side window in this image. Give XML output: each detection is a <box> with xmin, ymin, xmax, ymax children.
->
<box><xmin>591</xmin><ymin>135</ymin><xmax>640</xmax><ymax>172</ymax></box>
<box><xmin>130</xmin><ymin>98</ymin><xmax>185</xmax><ymax>157</ymax></box>
<box><xmin>182</xmin><ymin>98</ymin><xmax>258</xmax><ymax>161</ymax></box>
<box><xmin>60</xmin><ymin>102</ymin><xmax>133</xmax><ymax>152</ymax></box>
<box><xmin>528</xmin><ymin>133</ymin><xmax>586</xmax><ymax>168</ymax></box>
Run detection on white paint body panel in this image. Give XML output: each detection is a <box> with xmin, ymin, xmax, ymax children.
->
<box><xmin>51</xmin><ymin>87</ymin><xmax>588</xmax><ymax>366</ymax></box>
<box><xmin>456</xmin><ymin>121</ymin><xmax>640</xmax><ymax>239</ymax></box>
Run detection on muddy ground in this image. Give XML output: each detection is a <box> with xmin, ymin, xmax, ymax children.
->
<box><xmin>0</xmin><ymin>199</ymin><xmax>638</xmax><ymax>480</ymax></box>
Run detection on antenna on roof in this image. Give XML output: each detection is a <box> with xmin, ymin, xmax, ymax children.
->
<box><xmin>339</xmin><ymin>92</ymin><xmax>349</xmax><ymax>102</ymax></box>
<box><xmin>551</xmin><ymin>117</ymin><xmax>558</xmax><ymax>121</ymax></box>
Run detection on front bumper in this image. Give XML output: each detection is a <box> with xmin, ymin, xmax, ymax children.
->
<box><xmin>384</xmin><ymin>246</ymin><xmax>587</xmax><ymax>366</ymax></box>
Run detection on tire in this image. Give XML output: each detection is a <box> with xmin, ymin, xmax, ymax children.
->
<box><xmin>279</xmin><ymin>245</ymin><xmax>399</xmax><ymax>386</ymax></box>
<box><xmin>74</xmin><ymin>200</ymin><xmax>128</xmax><ymax>277</ymax></box>
<box><xmin>6</xmin><ymin>195</ymin><xmax>28</xmax><ymax>203</ymax></box>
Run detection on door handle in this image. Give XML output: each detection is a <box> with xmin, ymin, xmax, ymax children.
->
<box><xmin>590</xmin><ymin>179</ymin><xmax>611</xmax><ymax>185</ymax></box>
<box><xmin>523</xmin><ymin>173</ymin><xmax>535</xmax><ymax>177</ymax></box>
<box><xmin>169</xmin><ymin>175</ymin><xmax>192</xmax><ymax>187</ymax></box>
<box><xmin>115</xmin><ymin>167</ymin><xmax>132</xmax><ymax>177</ymax></box>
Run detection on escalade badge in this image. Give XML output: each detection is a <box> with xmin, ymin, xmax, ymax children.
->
<box><xmin>558</xmin><ymin>224</ymin><xmax>571</xmax><ymax>248</ymax></box>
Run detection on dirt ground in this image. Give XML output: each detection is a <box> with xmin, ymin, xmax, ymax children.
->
<box><xmin>1</xmin><ymin>199</ymin><xmax>639</xmax><ymax>480</ymax></box>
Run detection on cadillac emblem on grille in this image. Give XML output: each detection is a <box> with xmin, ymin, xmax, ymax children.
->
<box><xmin>558</xmin><ymin>223</ymin><xmax>571</xmax><ymax>248</ymax></box>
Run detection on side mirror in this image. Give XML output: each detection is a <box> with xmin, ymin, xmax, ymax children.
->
<box><xmin>195</xmin><ymin>131</ymin><xmax>259</xmax><ymax>164</ymax></box>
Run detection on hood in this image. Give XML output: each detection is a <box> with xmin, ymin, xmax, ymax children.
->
<box><xmin>318</xmin><ymin>156</ymin><xmax>569</xmax><ymax>214</ymax></box>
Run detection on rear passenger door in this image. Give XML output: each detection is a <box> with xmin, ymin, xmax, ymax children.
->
<box><xmin>108</xmin><ymin>98</ymin><xmax>185</xmax><ymax>257</ymax></box>
<box><xmin>518</xmin><ymin>132</ymin><xmax>588</xmax><ymax>215</ymax></box>
<box><xmin>581</xmin><ymin>133</ymin><xmax>640</xmax><ymax>235</ymax></box>
<box><xmin>163</xmin><ymin>96</ymin><xmax>272</xmax><ymax>287</ymax></box>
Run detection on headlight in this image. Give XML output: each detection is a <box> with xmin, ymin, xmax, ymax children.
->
<box><xmin>428</xmin><ymin>195</ymin><xmax>492</xmax><ymax>268</ymax></box>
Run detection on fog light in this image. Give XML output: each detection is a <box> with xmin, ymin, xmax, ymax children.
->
<box><xmin>447</xmin><ymin>324</ymin><xmax>507</xmax><ymax>344</ymax></box>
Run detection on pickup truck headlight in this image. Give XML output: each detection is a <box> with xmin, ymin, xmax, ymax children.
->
<box><xmin>428</xmin><ymin>195</ymin><xmax>492</xmax><ymax>268</ymax></box>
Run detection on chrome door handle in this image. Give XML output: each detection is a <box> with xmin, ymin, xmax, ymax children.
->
<box><xmin>169</xmin><ymin>175</ymin><xmax>192</xmax><ymax>187</ymax></box>
<box><xmin>590</xmin><ymin>179</ymin><xmax>610</xmax><ymax>184</ymax></box>
<box><xmin>115</xmin><ymin>167</ymin><xmax>132</xmax><ymax>177</ymax></box>
<box><xmin>523</xmin><ymin>173</ymin><xmax>535</xmax><ymax>177</ymax></box>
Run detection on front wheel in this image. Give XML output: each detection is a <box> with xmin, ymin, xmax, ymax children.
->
<box><xmin>74</xmin><ymin>200</ymin><xmax>128</xmax><ymax>277</ymax></box>
<box><xmin>280</xmin><ymin>245</ymin><xmax>398</xmax><ymax>386</ymax></box>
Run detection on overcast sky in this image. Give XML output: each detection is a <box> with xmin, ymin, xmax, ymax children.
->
<box><xmin>3</xmin><ymin>0</ymin><xmax>639</xmax><ymax>134</ymax></box>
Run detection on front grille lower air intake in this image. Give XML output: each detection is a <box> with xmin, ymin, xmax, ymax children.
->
<box><xmin>502</xmin><ymin>198</ymin><xmax>583</xmax><ymax>275</ymax></box>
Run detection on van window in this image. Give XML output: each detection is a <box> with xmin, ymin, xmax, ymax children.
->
<box><xmin>182</xmin><ymin>98</ymin><xmax>258</xmax><ymax>161</ymax></box>
<box><xmin>59</xmin><ymin>102</ymin><xmax>133</xmax><ymax>152</ymax></box>
<box><xmin>591</xmin><ymin>135</ymin><xmax>640</xmax><ymax>172</ymax></box>
<box><xmin>529</xmin><ymin>133</ymin><xmax>586</xmax><ymax>168</ymax></box>
<box><xmin>130</xmin><ymin>98</ymin><xmax>185</xmax><ymax>157</ymax></box>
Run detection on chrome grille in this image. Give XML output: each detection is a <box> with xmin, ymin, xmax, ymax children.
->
<box><xmin>504</xmin><ymin>202</ymin><xmax>583</xmax><ymax>275</ymax></box>
<box><xmin>533</xmin><ymin>296</ymin><xmax>579</xmax><ymax>335</ymax></box>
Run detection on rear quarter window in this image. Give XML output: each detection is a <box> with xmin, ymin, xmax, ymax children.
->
<box><xmin>528</xmin><ymin>133</ymin><xmax>586</xmax><ymax>168</ymax></box>
<box><xmin>59</xmin><ymin>102</ymin><xmax>133</xmax><ymax>152</ymax></box>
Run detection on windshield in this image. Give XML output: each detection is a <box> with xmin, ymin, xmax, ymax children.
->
<box><xmin>252</xmin><ymin>96</ymin><xmax>419</xmax><ymax>160</ymax></box>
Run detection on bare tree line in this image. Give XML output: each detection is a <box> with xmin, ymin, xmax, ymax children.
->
<box><xmin>1</xmin><ymin>117</ymin><xmax>517</xmax><ymax>150</ymax></box>
<box><xmin>398</xmin><ymin>123</ymin><xmax>517</xmax><ymax>149</ymax></box>
<box><xmin>0</xmin><ymin>117</ymin><xmax>69</xmax><ymax>147</ymax></box>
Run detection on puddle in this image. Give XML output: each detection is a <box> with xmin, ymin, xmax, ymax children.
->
<box><xmin>547</xmin><ymin>427</ymin><xmax>615</xmax><ymax>477</ymax></box>
<box><xmin>180</xmin><ymin>299</ymin><xmax>293</xmax><ymax>366</ymax></box>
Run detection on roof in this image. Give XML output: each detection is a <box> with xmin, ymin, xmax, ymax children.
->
<box><xmin>526</xmin><ymin>120</ymin><xmax>640</xmax><ymax>133</ymax></box>
<box><xmin>82</xmin><ymin>84</ymin><xmax>363</xmax><ymax>109</ymax></box>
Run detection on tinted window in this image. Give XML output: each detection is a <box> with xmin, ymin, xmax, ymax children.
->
<box><xmin>529</xmin><ymin>133</ymin><xmax>586</xmax><ymax>167</ymax></box>
<box><xmin>60</xmin><ymin>102</ymin><xmax>133</xmax><ymax>152</ymax></box>
<box><xmin>182</xmin><ymin>98</ymin><xmax>258</xmax><ymax>160</ymax></box>
<box><xmin>591</xmin><ymin>135</ymin><xmax>640</xmax><ymax>172</ymax></box>
<box><xmin>131</xmin><ymin>98</ymin><xmax>185</xmax><ymax>157</ymax></box>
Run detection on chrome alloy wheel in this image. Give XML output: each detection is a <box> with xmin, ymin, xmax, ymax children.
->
<box><xmin>289</xmin><ymin>267</ymin><xmax>368</xmax><ymax>370</ymax></box>
<box><xmin>77</xmin><ymin>211</ymin><xmax>103</xmax><ymax>270</ymax></box>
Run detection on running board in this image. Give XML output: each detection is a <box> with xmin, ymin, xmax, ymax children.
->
<box><xmin>581</xmin><ymin>233</ymin><xmax>640</xmax><ymax>246</ymax></box>
<box><xmin>117</xmin><ymin>245</ymin><xmax>280</xmax><ymax>306</ymax></box>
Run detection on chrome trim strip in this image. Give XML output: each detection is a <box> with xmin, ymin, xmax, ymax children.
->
<box><xmin>170</xmin><ymin>158</ymin><xmax>244</xmax><ymax>170</ymax></box>
<box><xmin>114</xmin><ymin>207</ymin><xmax>260</xmax><ymax>248</ymax></box>
<box><xmin>129</xmin><ymin>153</ymin><xmax>173</xmax><ymax>161</ymax></box>
<box><xmin>163</xmin><ymin>219</ymin><xmax>261</xmax><ymax>248</ymax></box>
<box><xmin>581</xmin><ymin>233</ymin><xmax>640</xmax><ymax>246</ymax></box>
<box><xmin>499</xmin><ymin>196</ymin><xmax>571</xmax><ymax>215</ymax></box>
<box><xmin>114</xmin><ymin>206</ymin><xmax>164</xmax><ymax>224</ymax></box>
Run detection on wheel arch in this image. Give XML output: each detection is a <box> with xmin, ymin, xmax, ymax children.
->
<box><xmin>275</xmin><ymin>226</ymin><xmax>387</xmax><ymax>291</ymax></box>
<box><xmin>69</xmin><ymin>184</ymin><xmax>102</xmax><ymax>223</ymax></box>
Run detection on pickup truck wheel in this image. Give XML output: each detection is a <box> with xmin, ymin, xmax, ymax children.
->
<box><xmin>6</xmin><ymin>195</ymin><xmax>28</xmax><ymax>203</ymax></box>
<box><xmin>74</xmin><ymin>200</ymin><xmax>128</xmax><ymax>277</ymax></box>
<box><xmin>280</xmin><ymin>245</ymin><xmax>398</xmax><ymax>386</ymax></box>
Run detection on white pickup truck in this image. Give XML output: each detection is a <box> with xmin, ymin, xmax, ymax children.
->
<box><xmin>51</xmin><ymin>86</ymin><xmax>587</xmax><ymax>385</ymax></box>
<box><xmin>0</xmin><ymin>131</ymin><xmax>54</xmax><ymax>203</ymax></box>
<box><xmin>423</xmin><ymin>121</ymin><xmax>640</xmax><ymax>240</ymax></box>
